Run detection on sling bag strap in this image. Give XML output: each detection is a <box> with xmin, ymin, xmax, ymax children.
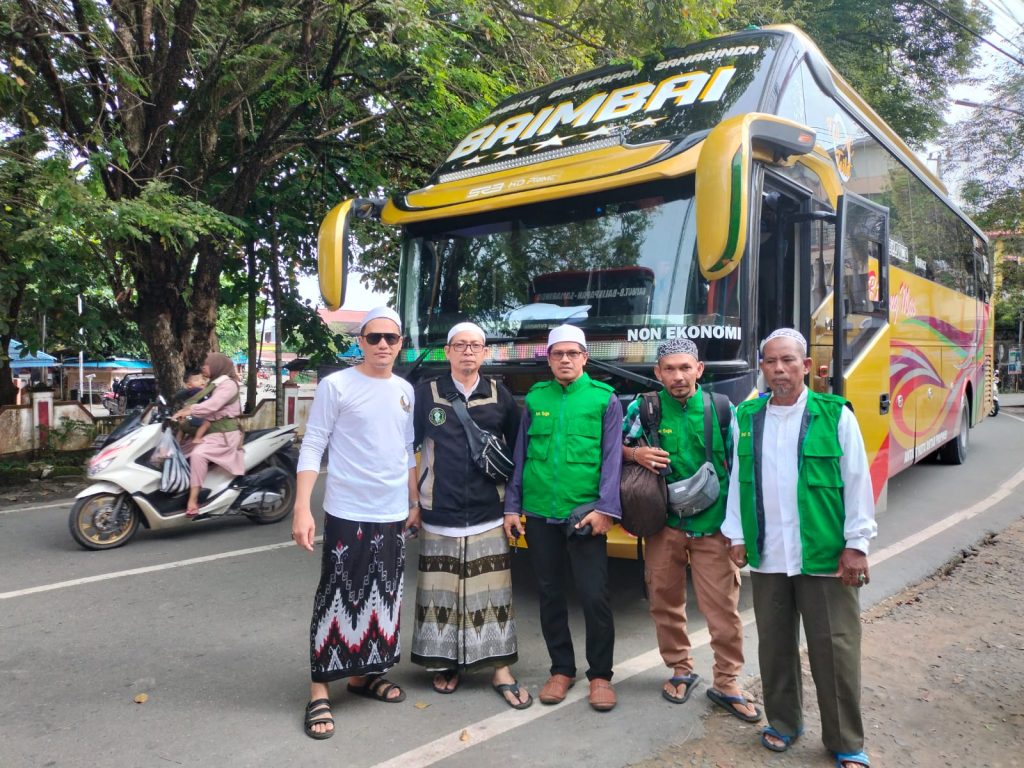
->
<box><xmin>446</xmin><ymin>391</ymin><xmax>485</xmax><ymax>456</ymax></box>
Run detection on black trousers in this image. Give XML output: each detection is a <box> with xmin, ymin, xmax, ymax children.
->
<box><xmin>524</xmin><ymin>516</ymin><xmax>615</xmax><ymax>681</ymax></box>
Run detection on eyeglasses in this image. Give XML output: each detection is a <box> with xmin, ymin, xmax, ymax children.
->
<box><xmin>361</xmin><ymin>332</ymin><xmax>402</xmax><ymax>346</ymax></box>
<box><xmin>549</xmin><ymin>349</ymin><xmax>584</xmax><ymax>360</ymax></box>
<box><xmin>449</xmin><ymin>342</ymin><xmax>485</xmax><ymax>353</ymax></box>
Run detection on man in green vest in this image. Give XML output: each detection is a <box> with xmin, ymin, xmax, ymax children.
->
<box><xmin>621</xmin><ymin>337</ymin><xmax>761</xmax><ymax>722</ymax></box>
<box><xmin>722</xmin><ymin>328</ymin><xmax>877</xmax><ymax>768</ymax></box>
<box><xmin>504</xmin><ymin>324</ymin><xmax>623</xmax><ymax>712</ymax></box>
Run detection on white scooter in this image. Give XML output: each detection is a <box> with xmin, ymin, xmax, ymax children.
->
<box><xmin>70</xmin><ymin>398</ymin><xmax>297</xmax><ymax>550</ymax></box>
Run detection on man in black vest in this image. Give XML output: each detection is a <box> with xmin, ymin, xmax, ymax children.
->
<box><xmin>411</xmin><ymin>322</ymin><xmax>530</xmax><ymax>709</ymax></box>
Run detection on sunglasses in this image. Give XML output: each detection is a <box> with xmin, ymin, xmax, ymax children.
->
<box><xmin>361</xmin><ymin>332</ymin><xmax>402</xmax><ymax>346</ymax></box>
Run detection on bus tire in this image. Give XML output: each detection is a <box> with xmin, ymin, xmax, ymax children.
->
<box><xmin>938</xmin><ymin>395</ymin><xmax>969</xmax><ymax>465</ymax></box>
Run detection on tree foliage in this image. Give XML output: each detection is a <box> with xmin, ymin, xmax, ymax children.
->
<box><xmin>731</xmin><ymin>0</ymin><xmax>990</xmax><ymax>146</ymax></box>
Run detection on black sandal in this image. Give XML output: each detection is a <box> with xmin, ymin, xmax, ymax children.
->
<box><xmin>432</xmin><ymin>669</ymin><xmax>460</xmax><ymax>694</ymax></box>
<box><xmin>346</xmin><ymin>675</ymin><xmax>406</xmax><ymax>703</ymax></box>
<box><xmin>303</xmin><ymin>698</ymin><xmax>334</xmax><ymax>740</ymax></box>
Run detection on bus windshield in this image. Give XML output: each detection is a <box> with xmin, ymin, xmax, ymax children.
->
<box><xmin>400</xmin><ymin>179</ymin><xmax>743</xmax><ymax>364</ymax></box>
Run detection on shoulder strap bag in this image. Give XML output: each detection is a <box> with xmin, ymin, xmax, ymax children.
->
<box><xmin>447</xmin><ymin>392</ymin><xmax>515</xmax><ymax>483</ymax></box>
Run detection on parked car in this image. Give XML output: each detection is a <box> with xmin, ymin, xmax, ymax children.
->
<box><xmin>108</xmin><ymin>374</ymin><xmax>158</xmax><ymax>414</ymax></box>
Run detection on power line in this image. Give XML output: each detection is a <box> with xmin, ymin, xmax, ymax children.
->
<box><xmin>918</xmin><ymin>0</ymin><xmax>1024</xmax><ymax>68</ymax></box>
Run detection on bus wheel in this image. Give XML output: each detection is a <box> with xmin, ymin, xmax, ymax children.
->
<box><xmin>938</xmin><ymin>396</ymin><xmax>969</xmax><ymax>465</ymax></box>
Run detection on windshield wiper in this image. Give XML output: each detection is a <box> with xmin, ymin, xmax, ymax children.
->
<box><xmin>586</xmin><ymin>357</ymin><xmax>661</xmax><ymax>390</ymax></box>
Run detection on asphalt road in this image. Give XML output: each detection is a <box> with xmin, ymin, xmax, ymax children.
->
<box><xmin>2</xmin><ymin>409</ymin><xmax>1023</xmax><ymax>768</ymax></box>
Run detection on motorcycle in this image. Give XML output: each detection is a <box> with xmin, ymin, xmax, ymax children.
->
<box><xmin>990</xmin><ymin>373</ymin><xmax>1000</xmax><ymax>417</ymax></box>
<box><xmin>70</xmin><ymin>397</ymin><xmax>297</xmax><ymax>550</ymax></box>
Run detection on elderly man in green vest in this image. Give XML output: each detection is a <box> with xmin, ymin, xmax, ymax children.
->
<box><xmin>504</xmin><ymin>324</ymin><xmax>623</xmax><ymax>712</ymax></box>
<box><xmin>722</xmin><ymin>328</ymin><xmax>877</xmax><ymax>768</ymax></box>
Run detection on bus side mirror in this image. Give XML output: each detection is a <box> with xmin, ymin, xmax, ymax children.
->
<box><xmin>695</xmin><ymin>113</ymin><xmax>816</xmax><ymax>281</ymax></box>
<box><xmin>317</xmin><ymin>198</ymin><xmax>384</xmax><ymax>310</ymax></box>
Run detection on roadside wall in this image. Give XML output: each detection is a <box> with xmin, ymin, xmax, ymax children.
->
<box><xmin>0</xmin><ymin>388</ymin><xmax>316</xmax><ymax>457</ymax></box>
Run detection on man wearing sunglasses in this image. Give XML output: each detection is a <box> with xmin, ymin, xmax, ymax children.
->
<box><xmin>293</xmin><ymin>306</ymin><xmax>419</xmax><ymax>739</ymax></box>
<box><xmin>504</xmin><ymin>324</ymin><xmax>623</xmax><ymax>712</ymax></box>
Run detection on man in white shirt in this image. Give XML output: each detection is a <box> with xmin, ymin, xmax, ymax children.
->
<box><xmin>722</xmin><ymin>328</ymin><xmax>876</xmax><ymax>768</ymax></box>
<box><xmin>292</xmin><ymin>306</ymin><xmax>419</xmax><ymax>740</ymax></box>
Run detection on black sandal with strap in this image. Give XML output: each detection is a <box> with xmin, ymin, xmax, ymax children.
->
<box><xmin>303</xmin><ymin>698</ymin><xmax>334</xmax><ymax>740</ymax></box>
<box><xmin>346</xmin><ymin>675</ymin><xmax>406</xmax><ymax>703</ymax></box>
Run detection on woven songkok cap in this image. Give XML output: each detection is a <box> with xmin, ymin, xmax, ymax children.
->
<box><xmin>760</xmin><ymin>328</ymin><xmax>807</xmax><ymax>355</ymax></box>
<box><xmin>547</xmin><ymin>324</ymin><xmax>587</xmax><ymax>350</ymax></box>
<box><xmin>359</xmin><ymin>306</ymin><xmax>402</xmax><ymax>334</ymax></box>
<box><xmin>447</xmin><ymin>322</ymin><xmax>486</xmax><ymax>343</ymax></box>
<box><xmin>656</xmin><ymin>338</ymin><xmax>699</xmax><ymax>361</ymax></box>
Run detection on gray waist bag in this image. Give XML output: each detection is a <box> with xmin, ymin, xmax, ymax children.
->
<box><xmin>666</xmin><ymin>391</ymin><xmax>724</xmax><ymax>518</ymax></box>
<box><xmin>666</xmin><ymin>462</ymin><xmax>720</xmax><ymax>518</ymax></box>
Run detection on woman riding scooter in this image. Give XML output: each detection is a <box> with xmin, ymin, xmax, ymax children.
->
<box><xmin>173</xmin><ymin>353</ymin><xmax>245</xmax><ymax>516</ymax></box>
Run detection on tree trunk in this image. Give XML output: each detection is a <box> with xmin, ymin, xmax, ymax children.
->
<box><xmin>245</xmin><ymin>239</ymin><xmax>258</xmax><ymax>414</ymax></box>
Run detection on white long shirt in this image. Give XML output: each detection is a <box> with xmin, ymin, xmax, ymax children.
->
<box><xmin>297</xmin><ymin>366</ymin><xmax>415</xmax><ymax>523</ymax></box>
<box><xmin>721</xmin><ymin>389</ymin><xmax>877</xmax><ymax>576</ymax></box>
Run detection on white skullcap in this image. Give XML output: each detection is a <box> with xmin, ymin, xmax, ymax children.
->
<box><xmin>547</xmin><ymin>324</ymin><xmax>587</xmax><ymax>350</ymax></box>
<box><xmin>359</xmin><ymin>306</ymin><xmax>402</xmax><ymax>334</ymax></box>
<box><xmin>446</xmin><ymin>322</ymin><xmax>486</xmax><ymax>344</ymax></box>
<box><xmin>760</xmin><ymin>328</ymin><xmax>807</xmax><ymax>355</ymax></box>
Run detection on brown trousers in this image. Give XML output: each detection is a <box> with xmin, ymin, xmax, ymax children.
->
<box><xmin>644</xmin><ymin>527</ymin><xmax>745</xmax><ymax>691</ymax></box>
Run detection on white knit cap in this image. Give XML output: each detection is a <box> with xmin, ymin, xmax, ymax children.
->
<box><xmin>760</xmin><ymin>327</ymin><xmax>807</xmax><ymax>355</ymax></box>
<box><xmin>446</xmin><ymin>322</ymin><xmax>486</xmax><ymax>344</ymax></box>
<box><xmin>358</xmin><ymin>306</ymin><xmax>402</xmax><ymax>334</ymax></box>
<box><xmin>547</xmin><ymin>324</ymin><xmax>587</xmax><ymax>350</ymax></box>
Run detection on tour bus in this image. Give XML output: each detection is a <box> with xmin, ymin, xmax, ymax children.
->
<box><xmin>318</xmin><ymin>24</ymin><xmax>994</xmax><ymax>553</ymax></box>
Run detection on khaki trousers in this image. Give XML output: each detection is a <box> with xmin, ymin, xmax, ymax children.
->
<box><xmin>644</xmin><ymin>527</ymin><xmax>745</xmax><ymax>691</ymax></box>
<box><xmin>750</xmin><ymin>572</ymin><xmax>864</xmax><ymax>754</ymax></box>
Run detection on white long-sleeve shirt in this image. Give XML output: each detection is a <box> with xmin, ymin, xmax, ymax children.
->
<box><xmin>721</xmin><ymin>388</ymin><xmax>877</xmax><ymax>576</ymax></box>
<box><xmin>297</xmin><ymin>366</ymin><xmax>416</xmax><ymax>523</ymax></box>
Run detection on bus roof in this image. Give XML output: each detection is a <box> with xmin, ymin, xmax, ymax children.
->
<box><xmin>382</xmin><ymin>24</ymin><xmax>980</xmax><ymax>241</ymax></box>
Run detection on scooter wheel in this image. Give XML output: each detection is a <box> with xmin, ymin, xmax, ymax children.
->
<box><xmin>69</xmin><ymin>493</ymin><xmax>141</xmax><ymax>550</ymax></box>
<box><xmin>990</xmin><ymin>401</ymin><xmax>999</xmax><ymax>417</ymax></box>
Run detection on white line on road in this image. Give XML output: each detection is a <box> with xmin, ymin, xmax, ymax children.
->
<box><xmin>0</xmin><ymin>499</ymin><xmax>74</xmax><ymax>515</ymax></box>
<box><xmin>1002</xmin><ymin>411</ymin><xmax>1024</xmax><ymax>424</ymax></box>
<box><xmin>0</xmin><ymin>536</ymin><xmax>321</xmax><ymax>601</ymax></box>
<box><xmin>368</xmin><ymin>463</ymin><xmax>1024</xmax><ymax>768</ymax></box>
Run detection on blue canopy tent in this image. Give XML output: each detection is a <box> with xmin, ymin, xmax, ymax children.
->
<box><xmin>80</xmin><ymin>358</ymin><xmax>151</xmax><ymax>370</ymax></box>
<box><xmin>6</xmin><ymin>340</ymin><xmax>59</xmax><ymax>369</ymax></box>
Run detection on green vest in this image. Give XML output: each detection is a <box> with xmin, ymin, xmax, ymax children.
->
<box><xmin>735</xmin><ymin>390</ymin><xmax>848</xmax><ymax>573</ymax></box>
<box><xmin>656</xmin><ymin>387</ymin><xmax>730</xmax><ymax>534</ymax></box>
<box><xmin>522</xmin><ymin>372</ymin><xmax>614</xmax><ymax>519</ymax></box>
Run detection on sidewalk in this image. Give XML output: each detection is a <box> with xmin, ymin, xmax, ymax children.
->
<box><xmin>638</xmin><ymin>516</ymin><xmax>1024</xmax><ymax>768</ymax></box>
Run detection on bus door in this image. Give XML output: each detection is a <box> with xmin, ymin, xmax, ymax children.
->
<box><xmin>833</xmin><ymin>192</ymin><xmax>891</xmax><ymax>503</ymax></box>
<box><xmin>755</xmin><ymin>173</ymin><xmax>820</xmax><ymax>379</ymax></box>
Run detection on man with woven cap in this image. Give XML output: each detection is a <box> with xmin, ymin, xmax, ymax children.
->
<box><xmin>504</xmin><ymin>323</ymin><xmax>623</xmax><ymax>711</ymax></box>
<box><xmin>292</xmin><ymin>306</ymin><xmax>419</xmax><ymax>739</ymax></box>
<box><xmin>722</xmin><ymin>328</ymin><xmax>876</xmax><ymax>768</ymax></box>
<box><xmin>410</xmin><ymin>321</ymin><xmax>530</xmax><ymax>709</ymax></box>
<box><xmin>621</xmin><ymin>337</ymin><xmax>760</xmax><ymax>721</ymax></box>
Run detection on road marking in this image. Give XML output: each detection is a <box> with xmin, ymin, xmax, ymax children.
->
<box><xmin>370</xmin><ymin>462</ymin><xmax>1024</xmax><ymax>768</ymax></box>
<box><xmin>369</xmin><ymin>624</ymin><xmax>728</xmax><ymax>768</ymax></box>
<box><xmin>1002</xmin><ymin>411</ymin><xmax>1024</xmax><ymax>424</ymax></box>
<box><xmin>0</xmin><ymin>537</ymin><xmax>321</xmax><ymax>601</ymax></box>
<box><xmin>0</xmin><ymin>500</ymin><xmax>74</xmax><ymax>515</ymax></box>
<box><xmin>867</xmin><ymin>462</ymin><xmax>1024</xmax><ymax>567</ymax></box>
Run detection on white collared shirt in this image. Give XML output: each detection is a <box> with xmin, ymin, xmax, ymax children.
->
<box><xmin>722</xmin><ymin>389</ymin><xmax>877</xmax><ymax>575</ymax></box>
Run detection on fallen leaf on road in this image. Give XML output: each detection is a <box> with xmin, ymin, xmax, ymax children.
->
<box><xmin>459</xmin><ymin>729</ymin><xmax>470</xmax><ymax>741</ymax></box>
<box><xmin>414</xmin><ymin>701</ymin><xmax>430</xmax><ymax>709</ymax></box>
<box><xmin>133</xmin><ymin>693</ymin><xmax>149</xmax><ymax>704</ymax></box>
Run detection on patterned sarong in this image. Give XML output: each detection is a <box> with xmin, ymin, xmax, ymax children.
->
<box><xmin>411</xmin><ymin>526</ymin><xmax>518</xmax><ymax>671</ymax></box>
<box><xmin>309</xmin><ymin>515</ymin><xmax>406</xmax><ymax>682</ymax></box>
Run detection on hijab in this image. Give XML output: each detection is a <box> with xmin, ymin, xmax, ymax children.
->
<box><xmin>205</xmin><ymin>352</ymin><xmax>238</xmax><ymax>382</ymax></box>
